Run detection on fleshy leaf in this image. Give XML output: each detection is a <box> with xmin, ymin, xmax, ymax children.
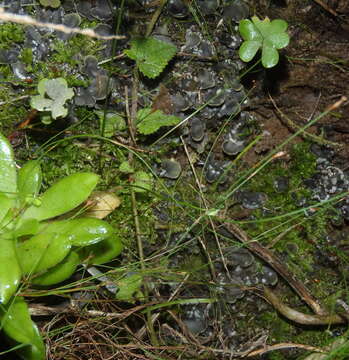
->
<box><xmin>32</xmin><ymin>251</ymin><xmax>80</xmax><ymax>286</ymax></box>
<box><xmin>0</xmin><ymin>237</ymin><xmax>21</xmax><ymax>304</ymax></box>
<box><xmin>125</xmin><ymin>37</ymin><xmax>177</xmax><ymax>79</ymax></box>
<box><xmin>136</xmin><ymin>108</ymin><xmax>181</xmax><ymax>135</ymax></box>
<box><xmin>238</xmin><ymin>15</ymin><xmax>289</xmax><ymax>68</ymax></box>
<box><xmin>0</xmin><ymin>133</ymin><xmax>17</xmax><ymax>194</ymax></box>
<box><xmin>95</xmin><ymin>111</ymin><xmax>126</xmax><ymax>137</ymax></box>
<box><xmin>17</xmin><ymin>230</ymin><xmax>72</xmax><ymax>274</ymax></box>
<box><xmin>238</xmin><ymin>40</ymin><xmax>261</xmax><ymax>62</ymax></box>
<box><xmin>80</xmin><ymin>235</ymin><xmax>123</xmax><ymax>265</ymax></box>
<box><xmin>30</xmin><ymin>96</ymin><xmax>53</xmax><ymax>111</ymax></box>
<box><xmin>0</xmin><ymin>193</ymin><xmax>13</xmax><ymax>226</ymax></box>
<box><xmin>17</xmin><ymin>160</ymin><xmax>42</xmax><ymax>203</ymax></box>
<box><xmin>0</xmin><ymin>296</ymin><xmax>45</xmax><ymax>360</ymax></box>
<box><xmin>21</xmin><ymin>172</ymin><xmax>99</xmax><ymax>222</ymax></box>
<box><xmin>39</xmin><ymin>0</ymin><xmax>61</xmax><ymax>9</ymax></box>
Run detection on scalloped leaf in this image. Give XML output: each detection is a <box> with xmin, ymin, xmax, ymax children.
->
<box><xmin>136</xmin><ymin>108</ymin><xmax>181</xmax><ymax>135</ymax></box>
<box><xmin>125</xmin><ymin>37</ymin><xmax>177</xmax><ymax>79</ymax></box>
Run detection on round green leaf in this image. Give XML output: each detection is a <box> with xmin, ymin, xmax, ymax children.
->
<box><xmin>32</xmin><ymin>251</ymin><xmax>80</xmax><ymax>286</ymax></box>
<box><xmin>21</xmin><ymin>172</ymin><xmax>99</xmax><ymax>222</ymax></box>
<box><xmin>269</xmin><ymin>19</ymin><xmax>288</xmax><ymax>34</ymax></box>
<box><xmin>239</xmin><ymin>19</ymin><xmax>262</xmax><ymax>41</ymax></box>
<box><xmin>268</xmin><ymin>32</ymin><xmax>290</xmax><ymax>49</ymax></box>
<box><xmin>0</xmin><ymin>237</ymin><xmax>21</xmax><ymax>304</ymax></box>
<box><xmin>0</xmin><ymin>132</ymin><xmax>17</xmax><ymax>194</ymax></box>
<box><xmin>0</xmin><ymin>296</ymin><xmax>45</xmax><ymax>360</ymax></box>
<box><xmin>262</xmin><ymin>44</ymin><xmax>279</xmax><ymax>68</ymax></box>
<box><xmin>239</xmin><ymin>40</ymin><xmax>261</xmax><ymax>62</ymax></box>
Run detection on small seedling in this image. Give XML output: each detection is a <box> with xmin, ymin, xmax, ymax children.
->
<box><xmin>39</xmin><ymin>0</ymin><xmax>61</xmax><ymax>8</ymax></box>
<box><xmin>238</xmin><ymin>16</ymin><xmax>290</xmax><ymax>68</ymax></box>
<box><xmin>30</xmin><ymin>78</ymin><xmax>74</xmax><ymax>123</ymax></box>
<box><xmin>124</xmin><ymin>37</ymin><xmax>177</xmax><ymax>79</ymax></box>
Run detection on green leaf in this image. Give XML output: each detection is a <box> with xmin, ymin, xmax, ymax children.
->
<box><xmin>13</xmin><ymin>219</ymin><xmax>40</xmax><ymax>238</ymax></box>
<box><xmin>45</xmin><ymin>78</ymin><xmax>74</xmax><ymax>103</ymax></box>
<box><xmin>0</xmin><ymin>193</ymin><xmax>13</xmax><ymax>226</ymax></box>
<box><xmin>0</xmin><ymin>132</ymin><xmax>17</xmax><ymax>194</ymax></box>
<box><xmin>0</xmin><ymin>296</ymin><xmax>45</xmax><ymax>360</ymax></box>
<box><xmin>238</xmin><ymin>40</ymin><xmax>261</xmax><ymax>62</ymax></box>
<box><xmin>136</xmin><ymin>108</ymin><xmax>181</xmax><ymax>135</ymax></box>
<box><xmin>238</xmin><ymin>16</ymin><xmax>289</xmax><ymax>68</ymax></box>
<box><xmin>133</xmin><ymin>171</ymin><xmax>152</xmax><ymax>193</ymax></box>
<box><xmin>115</xmin><ymin>273</ymin><xmax>143</xmax><ymax>302</ymax></box>
<box><xmin>17</xmin><ymin>230</ymin><xmax>72</xmax><ymax>274</ymax></box>
<box><xmin>21</xmin><ymin>172</ymin><xmax>99</xmax><ymax>222</ymax></box>
<box><xmin>30</xmin><ymin>96</ymin><xmax>53</xmax><ymax>112</ymax></box>
<box><xmin>262</xmin><ymin>43</ymin><xmax>279</xmax><ymax>68</ymax></box>
<box><xmin>0</xmin><ymin>236</ymin><xmax>21</xmax><ymax>304</ymax></box>
<box><xmin>32</xmin><ymin>251</ymin><xmax>80</xmax><ymax>286</ymax></box>
<box><xmin>95</xmin><ymin>111</ymin><xmax>126</xmax><ymax>137</ymax></box>
<box><xmin>239</xmin><ymin>19</ymin><xmax>262</xmax><ymax>41</ymax></box>
<box><xmin>125</xmin><ymin>37</ymin><xmax>177</xmax><ymax>79</ymax></box>
<box><xmin>80</xmin><ymin>235</ymin><xmax>123</xmax><ymax>265</ymax></box>
<box><xmin>17</xmin><ymin>160</ymin><xmax>42</xmax><ymax>203</ymax></box>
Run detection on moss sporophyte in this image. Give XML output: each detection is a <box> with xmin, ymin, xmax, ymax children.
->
<box><xmin>0</xmin><ymin>132</ymin><xmax>122</xmax><ymax>359</ymax></box>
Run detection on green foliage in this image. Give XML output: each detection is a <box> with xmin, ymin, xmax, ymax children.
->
<box><xmin>136</xmin><ymin>108</ymin><xmax>181</xmax><ymax>135</ymax></box>
<box><xmin>238</xmin><ymin>16</ymin><xmax>289</xmax><ymax>68</ymax></box>
<box><xmin>115</xmin><ymin>273</ymin><xmax>143</xmax><ymax>302</ymax></box>
<box><xmin>95</xmin><ymin>110</ymin><xmax>127</xmax><ymax>137</ymax></box>
<box><xmin>0</xmin><ymin>23</ymin><xmax>25</xmax><ymax>50</ymax></box>
<box><xmin>132</xmin><ymin>171</ymin><xmax>153</xmax><ymax>193</ymax></box>
<box><xmin>30</xmin><ymin>78</ymin><xmax>74</xmax><ymax>123</ymax></box>
<box><xmin>124</xmin><ymin>37</ymin><xmax>177</xmax><ymax>78</ymax></box>
<box><xmin>0</xmin><ymin>132</ymin><xmax>123</xmax><ymax>359</ymax></box>
<box><xmin>39</xmin><ymin>0</ymin><xmax>61</xmax><ymax>8</ymax></box>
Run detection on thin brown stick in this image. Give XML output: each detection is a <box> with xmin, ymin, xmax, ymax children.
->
<box><xmin>219</xmin><ymin>220</ymin><xmax>326</xmax><ymax>315</ymax></box>
<box><xmin>263</xmin><ymin>286</ymin><xmax>348</xmax><ymax>325</ymax></box>
<box><xmin>312</xmin><ymin>0</ymin><xmax>339</xmax><ymax>17</ymax></box>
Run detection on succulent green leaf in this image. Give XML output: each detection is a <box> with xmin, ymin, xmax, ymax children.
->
<box><xmin>38</xmin><ymin>217</ymin><xmax>115</xmax><ymax>247</ymax></box>
<box><xmin>13</xmin><ymin>219</ymin><xmax>40</xmax><ymax>238</ymax></box>
<box><xmin>17</xmin><ymin>231</ymin><xmax>72</xmax><ymax>274</ymax></box>
<box><xmin>45</xmin><ymin>78</ymin><xmax>74</xmax><ymax>102</ymax></box>
<box><xmin>0</xmin><ymin>133</ymin><xmax>17</xmax><ymax>194</ymax></box>
<box><xmin>21</xmin><ymin>172</ymin><xmax>99</xmax><ymax>222</ymax></box>
<box><xmin>136</xmin><ymin>108</ymin><xmax>181</xmax><ymax>135</ymax></box>
<box><xmin>124</xmin><ymin>37</ymin><xmax>177</xmax><ymax>79</ymax></box>
<box><xmin>80</xmin><ymin>235</ymin><xmax>123</xmax><ymax>265</ymax></box>
<box><xmin>0</xmin><ymin>237</ymin><xmax>21</xmax><ymax>304</ymax></box>
<box><xmin>262</xmin><ymin>44</ymin><xmax>279</xmax><ymax>68</ymax></box>
<box><xmin>30</xmin><ymin>96</ymin><xmax>53</xmax><ymax>111</ymax></box>
<box><xmin>17</xmin><ymin>160</ymin><xmax>42</xmax><ymax>202</ymax></box>
<box><xmin>51</xmin><ymin>100</ymin><xmax>68</xmax><ymax>119</ymax></box>
<box><xmin>37</xmin><ymin>79</ymin><xmax>48</xmax><ymax>97</ymax></box>
<box><xmin>239</xmin><ymin>19</ymin><xmax>262</xmax><ymax>41</ymax></box>
<box><xmin>238</xmin><ymin>16</ymin><xmax>289</xmax><ymax>68</ymax></box>
<box><xmin>0</xmin><ymin>193</ymin><xmax>13</xmax><ymax>226</ymax></box>
<box><xmin>268</xmin><ymin>32</ymin><xmax>290</xmax><ymax>49</ymax></box>
<box><xmin>238</xmin><ymin>40</ymin><xmax>261</xmax><ymax>62</ymax></box>
<box><xmin>32</xmin><ymin>251</ymin><xmax>80</xmax><ymax>286</ymax></box>
<box><xmin>0</xmin><ymin>296</ymin><xmax>45</xmax><ymax>360</ymax></box>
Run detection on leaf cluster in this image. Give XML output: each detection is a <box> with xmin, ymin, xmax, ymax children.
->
<box><xmin>238</xmin><ymin>16</ymin><xmax>289</xmax><ymax>68</ymax></box>
<box><xmin>0</xmin><ymin>133</ymin><xmax>122</xmax><ymax>359</ymax></box>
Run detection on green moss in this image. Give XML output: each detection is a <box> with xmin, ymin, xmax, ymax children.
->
<box><xmin>19</xmin><ymin>47</ymin><xmax>33</xmax><ymax>66</ymax></box>
<box><xmin>0</xmin><ymin>23</ymin><xmax>25</xmax><ymax>49</ymax></box>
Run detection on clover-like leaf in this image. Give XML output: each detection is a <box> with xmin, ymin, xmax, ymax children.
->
<box><xmin>136</xmin><ymin>108</ymin><xmax>181</xmax><ymax>135</ymax></box>
<box><xmin>31</xmin><ymin>78</ymin><xmax>74</xmax><ymax>120</ymax></box>
<box><xmin>125</xmin><ymin>37</ymin><xmax>177</xmax><ymax>79</ymax></box>
<box><xmin>238</xmin><ymin>16</ymin><xmax>289</xmax><ymax>68</ymax></box>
